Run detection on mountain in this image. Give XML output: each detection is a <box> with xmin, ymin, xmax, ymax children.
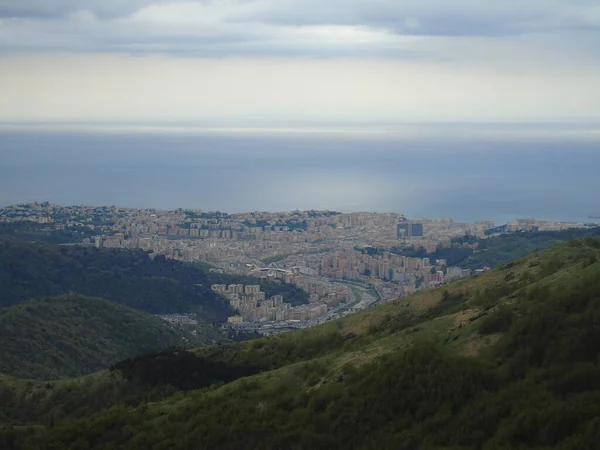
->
<box><xmin>0</xmin><ymin>238</ymin><xmax>232</xmax><ymax>321</ymax></box>
<box><xmin>2</xmin><ymin>238</ymin><xmax>600</xmax><ymax>449</ymax></box>
<box><xmin>0</xmin><ymin>295</ymin><xmax>191</xmax><ymax>380</ymax></box>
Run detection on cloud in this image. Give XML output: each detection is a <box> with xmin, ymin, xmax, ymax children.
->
<box><xmin>0</xmin><ymin>1</ymin><xmax>598</xmax><ymax>123</ymax></box>
<box><xmin>0</xmin><ymin>0</ymin><xmax>598</xmax><ymax>57</ymax></box>
<box><xmin>1</xmin><ymin>53</ymin><xmax>598</xmax><ymax>123</ymax></box>
<box><xmin>0</xmin><ymin>1</ymin><xmax>161</xmax><ymax>19</ymax></box>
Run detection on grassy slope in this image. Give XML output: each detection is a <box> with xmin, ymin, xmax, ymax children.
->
<box><xmin>0</xmin><ymin>295</ymin><xmax>186</xmax><ymax>380</ymax></box>
<box><xmin>3</xmin><ymin>238</ymin><xmax>600</xmax><ymax>449</ymax></box>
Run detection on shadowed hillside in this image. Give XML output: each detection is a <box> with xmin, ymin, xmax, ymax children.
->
<box><xmin>0</xmin><ymin>295</ymin><xmax>190</xmax><ymax>380</ymax></box>
<box><xmin>371</xmin><ymin>226</ymin><xmax>600</xmax><ymax>269</ymax></box>
<box><xmin>2</xmin><ymin>238</ymin><xmax>600</xmax><ymax>449</ymax></box>
<box><xmin>0</xmin><ymin>222</ymin><xmax>96</xmax><ymax>245</ymax></box>
<box><xmin>0</xmin><ymin>238</ymin><xmax>232</xmax><ymax>321</ymax></box>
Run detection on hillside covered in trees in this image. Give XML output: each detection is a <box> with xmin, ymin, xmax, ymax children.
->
<box><xmin>376</xmin><ymin>225</ymin><xmax>600</xmax><ymax>269</ymax></box>
<box><xmin>0</xmin><ymin>238</ymin><xmax>232</xmax><ymax>321</ymax></box>
<box><xmin>1</xmin><ymin>238</ymin><xmax>600</xmax><ymax>448</ymax></box>
<box><xmin>0</xmin><ymin>295</ymin><xmax>190</xmax><ymax>380</ymax></box>
<box><xmin>0</xmin><ymin>222</ymin><xmax>97</xmax><ymax>245</ymax></box>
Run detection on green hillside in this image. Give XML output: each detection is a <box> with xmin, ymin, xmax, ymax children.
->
<box><xmin>2</xmin><ymin>238</ymin><xmax>600</xmax><ymax>449</ymax></box>
<box><xmin>0</xmin><ymin>222</ymin><xmax>96</xmax><ymax>245</ymax></box>
<box><xmin>376</xmin><ymin>226</ymin><xmax>600</xmax><ymax>269</ymax></box>
<box><xmin>0</xmin><ymin>238</ymin><xmax>232</xmax><ymax>321</ymax></box>
<box><xmin>0</xmin><ymin>295</ymin><xmax>191</xmax><ymax>380</ymax></box>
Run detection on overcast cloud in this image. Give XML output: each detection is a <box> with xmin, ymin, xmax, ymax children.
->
<box><xmin>0</xmin><ymin>0</ymin><xmax>598</xmax><ymax>123</ymax></box>
<box><xmin>1</xmin><ymin>0</ymin><xmax>599</xmax><ymax>56</ymax></box>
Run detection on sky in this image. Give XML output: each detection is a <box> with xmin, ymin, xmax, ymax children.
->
<box><xmin>0</xmin><ymin>0</ymin><xmax>599</xmax><ymax>124</ymax></box>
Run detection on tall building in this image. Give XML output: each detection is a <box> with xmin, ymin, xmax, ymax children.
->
<box><xmin>410</xmin><ymin>223</ymin><xmax>424</xmax><ymax>237</ymax></box>
<box><xmin>244</xmin><ymin>285</ymin><xmax>260</xmax><ymax>295</ymax></box>
<box><xmin>397</xmin><ymin>222</ymin><xmax>424</xmax><ymax>239</ymax></box>
<box><xmin>397</xmin><ymin>223</ymin><xmax>410</xmax><ymax>239</ymax></box>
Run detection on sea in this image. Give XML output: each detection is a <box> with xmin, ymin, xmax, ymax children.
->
<box><xmin>1</xmin><ymin>123</ymin><xmax>599</xmax><ymax>225</ymax></box>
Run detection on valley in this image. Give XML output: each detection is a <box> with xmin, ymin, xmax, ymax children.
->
<box><xmin>1</xmin><ymin>237</ymin><xmax>600</xmax><ymax>448</ymax></box>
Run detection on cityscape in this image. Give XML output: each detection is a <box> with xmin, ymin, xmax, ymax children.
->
<box><xmin>1</xmin><ymin>201</ymin><xmax>594</xmax><ymax>334</ymax></box>
<box><xmin>2</xmin><ymin>0</ymin><xmax>599</xmax><ymax>445</ymax></box>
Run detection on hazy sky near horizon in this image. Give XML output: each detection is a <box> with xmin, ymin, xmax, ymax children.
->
<box><xmin>0</xmin><ymin>0</ymin><xmax>599</xmax><ymax>123</ymax></box>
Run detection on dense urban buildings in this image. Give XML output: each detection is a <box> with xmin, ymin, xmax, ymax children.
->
<box><xmin>397</xmin><ymin>222</ymin><xmax>424</xmax><ymax>239</ymax></box>
<box><xmin>1</xmin><ymin>202</ymin><xmax>593</xmax><ymax>329</ymax></box>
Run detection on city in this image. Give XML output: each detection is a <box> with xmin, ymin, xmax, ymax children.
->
<box><xmin>0</xmin><ymin>203</ymin><xmax>596</xmax><ymax>334</ymax></box>
<box><xmin>1</xmin><ymin>202</ymin><xmax>594</xmax><ymax>334</ymax></box>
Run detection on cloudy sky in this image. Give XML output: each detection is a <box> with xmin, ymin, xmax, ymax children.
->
<box><xmin>0</xmin><ymin>0</ymin><xmax>599</xmax><ymax>124</ymax></box>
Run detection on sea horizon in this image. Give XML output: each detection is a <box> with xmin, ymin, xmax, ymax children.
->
<box><xmin>2</xmin><ymin>122</ymin><xmax>599</xmax><ymax>226</ymax></box>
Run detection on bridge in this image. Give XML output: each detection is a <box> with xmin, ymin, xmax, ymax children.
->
<box><xmin>246</xmin><ymin>262</ymin><xmax>298</xmax><ymax>276</ymax></box>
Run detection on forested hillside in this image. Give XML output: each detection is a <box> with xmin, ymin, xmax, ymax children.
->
<box><xmin>2</xmin><ymin>238</ymin><xmax>600</xmax><ymax>449</ymax></box>
<box><xmin>381</xmin><ymin>226</ymin><xmax>600</xmax><ymax>269</ymax></box>
<box><xmin>0</xmin><ymin>295</ymin><xmax>187</xmax><ymax>379</ymax></box>
<box><xmin>0</xmin><ymin>222</ymin><xmax>96</xmax><ymax>244</ymax></box>
<box><xmin>0</xmin><ymin>238</ymin><xmax>232</xmax><ymax>321</ymax></box>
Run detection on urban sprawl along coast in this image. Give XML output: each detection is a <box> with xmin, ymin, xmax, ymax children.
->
<box><xmin>1</xmin><ymin>202</ymin><xmax>592</xmax><ymax>333</ymax></box>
